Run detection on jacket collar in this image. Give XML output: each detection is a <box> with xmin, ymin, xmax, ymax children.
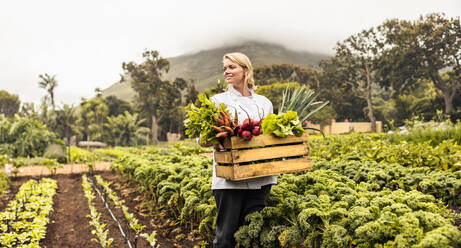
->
<box><xmin>229</xmin><ymin>87</ymin><xmax>254</xmax><ymax>97</ymax></box>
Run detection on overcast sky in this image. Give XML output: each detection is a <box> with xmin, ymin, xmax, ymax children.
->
<box><xmin>1</xmin><ymin>0</ymin><xmax>459</xmax><ymax>107</ymax></box>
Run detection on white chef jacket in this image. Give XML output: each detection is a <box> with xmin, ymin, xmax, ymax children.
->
<box><xmin>210</xmin><ymin>87</ymin><xmax>278</xmax><ymax>190</ymax></box>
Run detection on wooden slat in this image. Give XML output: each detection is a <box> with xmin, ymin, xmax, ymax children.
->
<box><xmin>222</xmin><ymin>132</ymin><xmax>309</xmax><ymax>149</ymax></box>
<box><xmin>216</xmin><ymin>157</ymin><xmax>311</xmax><ymax>181</ymax></box>
<box><xmin>231</xmin><ymin>143</ymin><xmax>308</xmax><ymax>163</ymax></box>
<box><xmin>215</xmin><ymin>165</ymin><xmax>234</xmax><ymax>179</ymax></box>
<box><xmin>215</xmin><ymin>151</ymin><xmax>233</xmax><ymax>164</ymax></box>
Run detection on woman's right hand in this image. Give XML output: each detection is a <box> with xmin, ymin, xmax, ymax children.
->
<box><xmin>200</xmin><ymin>141</ymin><xmax>224</xmax><ymax>151</ymax></box>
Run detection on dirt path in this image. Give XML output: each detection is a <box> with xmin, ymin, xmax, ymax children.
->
<box><xmin>5</xmin><ymin>162</ymin><xmax>111</xmax><ymax>177</ymax></box>
<box><xmin>40</xmin><ymin>174</ymin><xmax>96</xmax><ymax>248</ymax></box>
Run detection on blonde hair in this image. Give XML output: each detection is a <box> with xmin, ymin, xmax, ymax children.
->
<box><xmin>223</xmin><ymin>52</ymin><xmax>255</xmax><ymax>90</ymax></box>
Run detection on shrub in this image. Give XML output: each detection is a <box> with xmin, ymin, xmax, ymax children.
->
<box><xmin>40</xmin><ymin>158</ymin><xmax>62</xmax><ymax>175</ymax></box>
<box><xmin>0</xmin><ymin>114</ymin><xmax>60</xmax><ymax>157</ymax></box>
<box><xmin>44</xmin><ymin>144</ymin><xmax>67</xmax><ymax>163</ymax></box>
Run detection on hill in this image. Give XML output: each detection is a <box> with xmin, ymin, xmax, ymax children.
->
<box><xmin>102</xmin><ymin>41</ymin><xmax>329</xmax><ymax>101</ymax></box>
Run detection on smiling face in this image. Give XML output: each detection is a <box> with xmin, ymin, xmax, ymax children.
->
<box><xmin>223</xmin><ymin>58</ymin><xmax>246</xmax><ymax>88</ymax></box>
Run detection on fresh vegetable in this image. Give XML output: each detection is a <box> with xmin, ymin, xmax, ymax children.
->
<box><xmin>212</xmin><ymin>126</ymin><xmax>224</xmax><ymax>133</ymax></box>
<box><xmin>110</xmin><ymin>143</ymin><xmax>461</xmax><ymax>248</ymax></box>
<box><xmin>216</xmin><ymin>132</ymin><xmax>228</xmax><ymax>138</ymax></box>
<box><xmin>0</xmin><ymin>178</ymin><xmax>58</xmax><ymax>247</ymax></box>
<box><xmin>261</xmin><ymin>110</ymin><xmax>305</xmax><ymax>137</ymax></box>
<box><xmin>251</xmin><ymin>126</ymin><xmax>261</xmax><ymax>136</ymax></box>
<box><xmin>278</xmin><ymin>85</ymin><xmax>329</xmax><ymax>123</ymax></box>
<box><xmin>184</xmin><ymin>94</ymin><xmax>230</xmax><ymax>144</ymax></box>
<box><xmin>222</xmin><ymin>126</ymin><xmax>234</xmax><ymax>136</ymax></box>
<box><xmin>235</xmin><ymin>106</ymin><xmax>263</xmax><ymax>141</ymax></box>
<box><xmin>241</xmin><ymin>130</ymin><xmax>253</xmax><ymax>141</ymax></box>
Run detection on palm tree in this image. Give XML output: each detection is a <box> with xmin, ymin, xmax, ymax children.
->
<box><xmin>94</xmin><ymin>87</ymin><xmax>102</xmax><ymax>97</ymax></box>
<box><xmin>38</xmin><ymin>73</ymin><xmax>58</xmax><ymax>110</ymax></box>
<box><xmin>105</xmin><ymin>111</ymin><xmax>146</xmax><ymax>146</ymax></box>
<box><xmin>57</xmin><ymin>104</ymin><xmax>77</xmax><ymax>160</ymax></box>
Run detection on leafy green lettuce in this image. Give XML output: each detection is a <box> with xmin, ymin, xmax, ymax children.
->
<box><xmin>261</xmin><ymin>111</ymin><xmax>305</xmax><ymax>137</ymax></box>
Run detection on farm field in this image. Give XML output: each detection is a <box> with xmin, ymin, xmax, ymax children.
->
<box><xmin>1</xmin><ymin>132</ymin><xmax>461</xmax><ymax>247</ymax></box>
<box><xmin>1</xmin><ymin>5</ymin><xmax>460</xmax><ymax>248</ymax></box>
<box><xmin>1</xmin><ymin>171</ymin><xmax>203</xmax><ymax>247</ymax></box>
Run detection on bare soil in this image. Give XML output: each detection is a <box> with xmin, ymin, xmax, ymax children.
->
<box><xmin>40</xmin><ymin>174</ymin><xmax>97</xmax><ymax>248</ymax></box>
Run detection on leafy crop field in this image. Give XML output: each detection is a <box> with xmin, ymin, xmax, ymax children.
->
<box><xmin>109</xmin><ymin>134</ymin><xmax>461</xmax><ymax>247</ymax></box>
<box><xmin>0</xmin><ymin>132</ymin><xmax>460</xmax><ymax>247</ymax></box>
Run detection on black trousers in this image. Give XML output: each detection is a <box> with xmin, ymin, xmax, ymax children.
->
<box><xmin>212</xmin><ymin>184</ymin><xmax>272</xmax><ymax>248</ymax></box>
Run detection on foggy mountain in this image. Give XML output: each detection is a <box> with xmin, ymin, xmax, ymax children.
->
<box><xmin>101</xmin><ymin>41</ymin><xmax>329</xmax><ymax>101</ymax></box>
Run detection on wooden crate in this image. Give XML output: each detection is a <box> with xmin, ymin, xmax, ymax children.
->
<box><xmin>215</xmin><ymin>132</ymin><xmax>311</xmax><ymax>181</ymax></box>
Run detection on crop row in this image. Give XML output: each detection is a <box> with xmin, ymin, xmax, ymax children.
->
<box><xmin>0</xmin><ymin>171</ymin><xmax>9</xmax><ymax>197</ymax></box>
<box><xmin>235</xmin><ymin>171</ymin><xmax>460</xmax><ymax>248</ymax></box>
<box><xmin>310</xmin><ymin>133</ymin><xmax>461</xmax><ymax>171</ymax></box>
<box><xmin>107</xmin><ymin>140</ymin><xmax>460</xmax><ymax>208</ymax></box>
<box><xmin>0</xmin><ymin>178</ymin><xmax>57</xmax><ymax>248</ymax></box>
<box><xmin>82</xmin><ymin>174</ymin><xmax>114</xmax><ymax>248</ymax></box>
<box><xmin>110</xmin><ymin>150</ymin><xmax>215</xmax><ymax>241</ymax></box>
<box><xmin>311</xmin><ymin>158</ymin><xmax>461</xmax><ymax>208</ymax></box>
<box><xmin>94</xmin><ymin>175</ymin><xmax>158</xmax><ymax>247</ymax></box>
<box><xmin>110</xmin><ymin>146</ymin><xmax>461</xmax><ymax>247</ymax></box>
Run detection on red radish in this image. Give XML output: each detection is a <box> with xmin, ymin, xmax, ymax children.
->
<box><xmin>236</xmin><ymin>126</ymin><xmax>244</xmax><ymax>136</ymax></box>
<box><xmin>240</xmin><ymin>106</ymin><xmax>254</xmax><ymax>130</ymax></box>
<box><xmin>253</xmin><ymin>120</ymin><xmax>260</xmax><ymax>126</ymax></box>
<box><xmin>241</xmin><ymin>130</ymin><xmax>252</xmax><ymax>141</ymax></box>
<box><xmin>252</xmin><ymin>126</ymin><xmax>261</xmax><ymax>136</ymax></box>
<box><xmin>242</xmin><ymin>118</ymin><xmax>254</xmax><ymax>130</ymax></box>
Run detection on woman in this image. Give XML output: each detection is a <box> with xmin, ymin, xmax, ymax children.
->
<box><xmin>203</xmin><ymin>52</ymin><xmax>276</xmax><ymax>248</ymax></box>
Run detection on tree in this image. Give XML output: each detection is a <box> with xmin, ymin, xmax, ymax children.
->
<box><xmin>0</xmin><ymin>115</ymin><xmax>57</xmax><ymax>157</ymax></box>
<box><xmin>378</xmin><ymin>13</ymin><xmax>460</xmax><ymax>114</ymax></box>
<box><xmin>77</xmin><ymin>97</ymin><xmax>108</xmax><ymax>141</ymax></box>
<box><xmin>39</xmin><ymin>96</ymin><xmax>57</xmax><ymax>130</ymax></box>
<box><xmin>253</xmin><ymin>63</ymin><xmax>319</xmax><ymax>87</ymax></box>
<box><xmin>184</xmin><ymin>79</ymin><xmax>199</xmax><ymax>105</ymax></box>
<box><xmin>94</xmin><ymin>87</ymin><xmax>102</xmax><ymax>97</ymax></box>
<box><xmin>159</xmin><ymin>77</ymin><xmax>188</xmax><ymax>137</ymax></box>
<box><xmin>105</xmin><ymin>111</ymin><xmax>147</xmax><ymax>146</ymax></box>
<box><xmin>38</xmin><ymin>73</ymin><xmax>58</xmax><ymax>110</ymax></box>
<box><xmin>255</xmin><ymin>82</ymin><xmax>301</xmax><ymax>114</ymax></box>
<box><xmin>333</xmin><ymin>27</ymin><xmax>385</xmax><ymax>131</ymax></box>
<box><xmin>55</xmin><ymin>104</ymin><xmax>77</xmax><ymax>162</ymax></box>
<box><xmin>19</xmin><ymin>102</ymin><xmax>39</xmax><ymax>119</ymax></box>
<box><xmin>0</xmin><ymin>90</ymin><xmax>20</xmax><ymax>117</ymax></box>
<box><xmin>122</xmin><ymin>50</ymin><xmax>186</xmax><ymax>142</ymax></box>
<box><xmin>317</xmin><ymin>57</ymin><xmax>368</xmax><ymax>122</ymax></box>
<box><xmin>104</xmin><ymin>95</ymin><xmax>133</xmax><ymax>117</ymax></box>
<box><xmin>203</xmin><ymin>80</ymin><xmax>227</xmax><ymax>98</ymax></box>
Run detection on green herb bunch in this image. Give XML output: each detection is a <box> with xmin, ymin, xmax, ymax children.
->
<box><xmin>261</xmin><ymin>110</ymin><xmax>305</xmax><ymax>137</ymax></box>
<box><xmin>184</xmin><ymin>94</ymin><xmax>229</xmax><ymax>144</ymax></box>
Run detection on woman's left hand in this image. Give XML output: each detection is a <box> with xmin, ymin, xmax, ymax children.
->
<box><xmin>213</xmin><ymin>142</ymin><xmax>224</xmax><ymax>151</ymax></box>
